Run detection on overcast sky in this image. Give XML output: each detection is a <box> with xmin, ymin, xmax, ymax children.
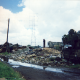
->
<box><xmin>0</xmin><ymin>0</ymin><xmax>80</xmax><ymax>47</ymax></box>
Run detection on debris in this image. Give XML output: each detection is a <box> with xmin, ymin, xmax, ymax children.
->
<box><xmin>8</xmin><ymin>47</ymin><xmax>73</xmax><ymax>67</ymax></box>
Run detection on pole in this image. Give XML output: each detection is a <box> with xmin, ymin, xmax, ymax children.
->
<box><xmin>7</xmin><ymin>19</ymin><xmax>10</xmax><ymax>42</ymax></box>
<box><xmin>6</xmin><ymin>19</ymin><xmax>10</xmax><ymax>52</ymax></box>
<box><xmin>43</xmin><ymin>39</ymin><xmax>45</xmax><ymax>48</ymax></box>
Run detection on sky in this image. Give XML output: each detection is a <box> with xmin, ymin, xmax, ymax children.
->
<box><xmin>0</xmin><ymin>0</ymin><xmax>80</xmax><ymax>47</ymax></box>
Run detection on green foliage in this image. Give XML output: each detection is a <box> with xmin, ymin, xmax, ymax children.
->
<box><xmin>55</xmin><ymin>45</ymin><xmax>60</xmax><ymax>50</ymax></box>
<box><xmin>27</xmin><ymin>45</ymin><xmax>31</xmax><ymax>47</ymax></box>
<box><xmin>62</xmin><ymin>29</ymin><xmax>78</xmax><ymax>47</ymax></box>
<box><xmin>0</xmin><ymin>61</ymin><xmax>25</xmax><ymax>80</ymax></box>
<box><xmin>54</xmin><ymin>45</ymin><xmax>61</xmax><ymax>51</ymax></box>
<box><xmin>0</xmin><ymin>52</ymin><xmax>11</xmax><ymax>56</ymax></box>
<box><xmin>49</xmin><ymin>58</ymin><xmax>55</xmax><ymax>61</ymax></box>
<box><xmin>68</xmin><ymin>64</ymin><xmax>80</xmax><ymax>69</ymax></box>
<box><xmin>62</xmin><ymin>29</ymin><xmax>80</xmax><ymax>63</ymax></box>
<box><xmin>68</xmin><ymin>29</ymin><xmax>76</xmax><ymax>35</ymax></box>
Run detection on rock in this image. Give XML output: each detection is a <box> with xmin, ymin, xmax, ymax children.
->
<box><xmin>41</xmin><ymin>57</ymin><xmax>45</xmax><ymax>59</ymax></box>
<box><xmin>18</xmin><ymin>57</ymin><xmax>22</xmax><ymax>60</ymax></box>
<box><xmin>25</xmin><ymin>60</ymin><xmax>28</xmax><ymax>63</ymax></box>
<box><xmin>48</xmin><ymin>65</ymin><xmax>51</xmax><ymax>67</ymax></box>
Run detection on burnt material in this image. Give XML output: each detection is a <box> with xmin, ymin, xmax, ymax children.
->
<box><xmin>0</xmin><ymin>42</ymin><xmax>10</xmax><ymax>53</ymax></box>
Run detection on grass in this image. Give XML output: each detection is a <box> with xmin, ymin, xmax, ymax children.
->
<box><xmin>0</xmin><ymin>52</ymin><xmax>11</xmax><ymax>56</ymax></box>
<box><xmin>0</xmin><ymin>61</ymin><xmax>26</xmax><ymax>80</ymax></box>
<box><xmin>66</xmin><ymin>64</ymin><xmax>80</xmax><ymax>69</ymax></box>
<box><xmin>68</xmin><ymin>64</ymin><xmax>80</xmax><ymax>69</ymax></box>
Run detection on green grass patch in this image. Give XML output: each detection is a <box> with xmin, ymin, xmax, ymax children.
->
<box><xmin>0</xmin><ymin>52</ymin><xmax>11</xmax><ymax>56</ymax></box>
<box><xmin>68</xmin><ymin>64</ymin><xmax>80</xmax><ymax>69</ymax></box>
<box><xmin>0</xmin><ymin>61</ymin><xmax>25</xmax><ymax>80</ymax></box>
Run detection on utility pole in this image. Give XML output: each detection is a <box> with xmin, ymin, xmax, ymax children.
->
<box><xmin>43</xmin><ymin>39</ymin><xmax>46</xmax><ymax>48</ymax></box>
<box><xmin>6</xmin><ymin>19</ymin><xmax>10</xmax><ymax>52</ymax></box>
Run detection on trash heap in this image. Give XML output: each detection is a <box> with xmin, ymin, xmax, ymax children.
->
<box><xmin>9</xmin><ymin>48</ymin><xmax>73</xmax><ymax>67</ymax></box>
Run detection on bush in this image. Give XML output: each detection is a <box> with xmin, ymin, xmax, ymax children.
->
<box><xmin>49</xmin><ymin>58</ymin><xmax>55</xmax><ymax>61</ymax></box>
<box><xmin>55</xmin><ymin>57</ymin><xmax>62</xmax><ymax>61</ymax></box>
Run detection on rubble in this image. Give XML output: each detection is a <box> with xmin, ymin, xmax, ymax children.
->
<box><xmin>8</xmin><ymin>48</ymin><xmax>73</xmax><ymax>67</ymax></box>
<box><xmin>0</xmin><ymin>42</ymin><xmax>27</xmax><ymax>53</ymax></box>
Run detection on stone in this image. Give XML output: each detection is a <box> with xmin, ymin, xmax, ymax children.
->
<box><xmin>18</xmin><ymin>57</ymin><xmax>22</xmax><ymax>60</ymax></box>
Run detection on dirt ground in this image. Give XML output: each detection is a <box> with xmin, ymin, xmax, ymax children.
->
<box><xmin>1</xmin><ymin>60</ymin><xmax>80</xmax><ymax>80</ymax></box>
<box><xmin>13</xmin><ymin>66</ymin><xmax>80</xmax><ymax>80</ymax></box>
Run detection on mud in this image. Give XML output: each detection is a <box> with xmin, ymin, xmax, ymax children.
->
<box><xmin>7</xmin><ymin>59</ymin><xmax>80</xmax><ymax>80</ymax></box>
<box><xmin>14</xmin><ymin>66</ymin><xmax>80</xmax><ymax>80</ymax></box>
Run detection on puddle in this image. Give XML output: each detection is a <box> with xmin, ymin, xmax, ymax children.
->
<box><xmin>46</xmin><ymin>67</ymin><xmax>62</xmax><ymax>72</ymax></box>
<box><xmin>12</xmin><ymin>66</ymin><xmax>20</xmax><ymax>68</ymax></box>
<box><xmin>8</xmin><ymin>59</ymin><xmax>63</xmax><ymax>73</ymax></box>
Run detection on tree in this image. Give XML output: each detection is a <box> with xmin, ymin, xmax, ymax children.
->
<box><xmin>77</xmin><ymin>30</ymin><xmax>80</xmax><ymax>34</ymax></box>
<box><xmin>62</xmin><ymin>29</ymin><xmax>80</xmax><ymax>63</ymax></box>
<box><xmin>62</xmin><ymin>34</ymin><xmax>70</xmax><ymax>45</ymax></box>
<box><xmin>62</xmin><ymin>29</ymin><xmax>78</xmax><ymax>48</ymax></box>
<box><xmin>68</xmin><ymin>29</ymin><xmax>76</xmax><ymax>35</ymax></box>
<box><xmin>62</xmin><ymin>34</ymin><xmax>67</xmax><ymax>45</ymax></box>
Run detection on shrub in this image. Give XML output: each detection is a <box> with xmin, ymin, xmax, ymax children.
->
<box><xmin>49</xmin><ymin>58</ymin><xmax>55</xmax><ymax>61</ymax></box>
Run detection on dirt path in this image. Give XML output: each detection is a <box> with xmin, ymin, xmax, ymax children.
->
<box><xmin>2</xmin><ymin>60</ymin><xmax>80</xmax><ymax>80</ymax></box>
<box><xmin>13</xmin><ymin>66</ymin><xmax>80</xmax><ymax>80</ymax></box>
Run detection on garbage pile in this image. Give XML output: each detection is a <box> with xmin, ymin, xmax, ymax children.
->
<box><xmin>9</xmin><ymin>48</ymin><xmax>73</xmax><ymax>67</ymax></box>
<box><xmin>0</xmin><ymin>42</ymin><xmax>27</xmax><ymax>53</ymax></box>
